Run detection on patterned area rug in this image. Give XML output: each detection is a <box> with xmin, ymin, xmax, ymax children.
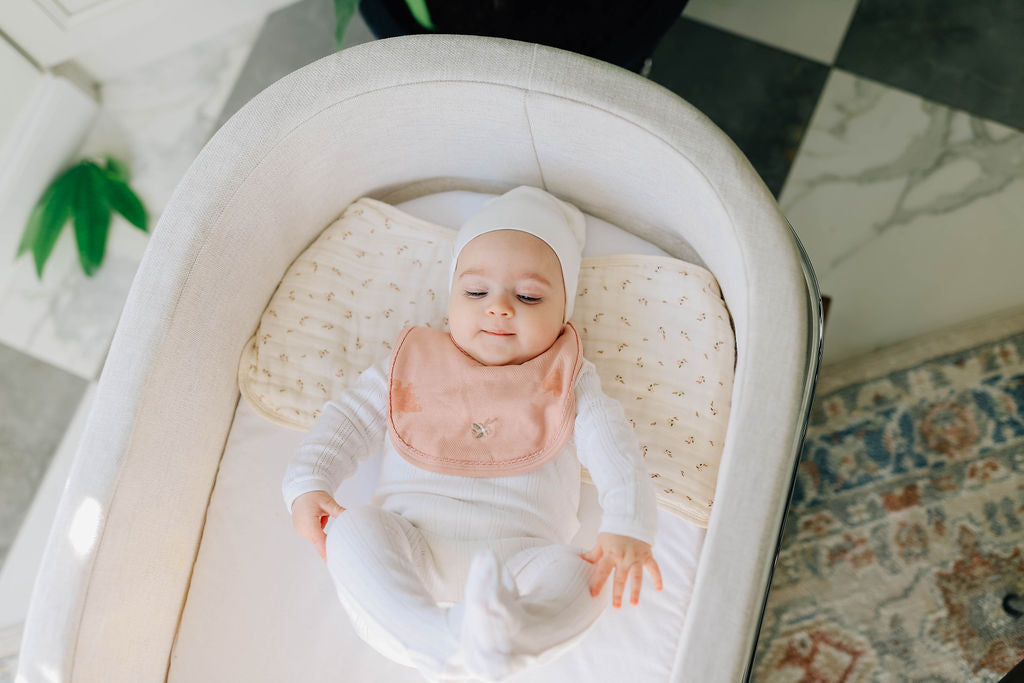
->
<box><xmin>751</xmin><ymin>307</ymin><xmax>1024</xmax><ymax>681</ymax></box>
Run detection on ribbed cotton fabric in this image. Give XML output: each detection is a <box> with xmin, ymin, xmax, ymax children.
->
<box><xmin>283</xmin><ymin>353</ymin><xmax>659</xmax><ymax>547</ymax></box>
<box><xmin>282</xmin><ymin>351</ymin><xmax>658</xmax><ymax>677</ymax></box>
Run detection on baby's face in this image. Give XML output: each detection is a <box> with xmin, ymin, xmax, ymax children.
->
<box><xmin>449</xmin><ymin>229</ymin><xmax>566</xmax><ymax>366</ymax></box>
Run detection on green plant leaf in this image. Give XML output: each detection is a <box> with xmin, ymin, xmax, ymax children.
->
<box><xmin>99</xmin><ymin>156</ymin><xmax>149</xmax><ymax>232</ymax></box>
<box><xmin>404</xmin><ymin>0</ymin><xmax>434</xmax><ymax>30</ymax></box>
<box><xmin>105</xmin><ymin>176</ymin><xmax>148</xmax><ymax>232</ymax></box>
<box><xmin>29</xmin><ymin>165</ymin><xmax>79</xmax><ymax>280</ymax></box>
<box><xmin>333</xmin><ymin>0</ymin><xmax>361</xmax><ymax>50</ymax></box>
<box><xmin>72</xmin><ymin>162</ymin><xmax>112</xmax><ymax>277</ymax></box>
<box><xmin>104</xmin><ymin>156</ymin><xmax>130</xmax><ymax>183</ymax></box>
<box><xmin>17</xmin><ymin>181</ymin><xmax>56</xmax><ymax>259</ymax></box>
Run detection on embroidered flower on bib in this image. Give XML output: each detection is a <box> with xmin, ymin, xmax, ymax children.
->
<box><xmin>471</xmin><ymin>418</ymin><xmax>498</xmax><ymax>439</ymax></box>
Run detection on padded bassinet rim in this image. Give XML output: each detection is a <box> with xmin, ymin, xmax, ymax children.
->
<box><xmin>16</xmin><ymin>34</ymin><xmax>817</xmax><ymax>683</ymax></box>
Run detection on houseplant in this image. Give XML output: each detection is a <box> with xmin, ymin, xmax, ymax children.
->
<box><xmin>15</xmin><ymin>156</ymin><xmax>148</xmax><ymax>280</ymax></box>
<box><xmin>334</xmin><ymin>0</ymin><xmax>433</xmax><ymax>47</ymax></box>
<box><xmin>335</xmin><ymin>0</ymin><xmax>690</xmax><ymax>75</ymax></box>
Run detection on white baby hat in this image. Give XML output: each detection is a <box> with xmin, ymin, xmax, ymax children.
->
<box><xmin>447</xmin><ymin>186</ymin><xmax>587</xmax><ymax>324</ymax></box>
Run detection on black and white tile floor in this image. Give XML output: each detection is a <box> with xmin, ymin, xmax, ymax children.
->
<box><xmin>2</xmin><ymin>0</ymin><xmax>1023</xmax><ymax>670</ymax></box>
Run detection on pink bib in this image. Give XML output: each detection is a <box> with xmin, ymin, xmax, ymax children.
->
<box><xmin>386</xmin><ymin>322</ymin><xmax>583</xmax><ymax>477</ymax></box>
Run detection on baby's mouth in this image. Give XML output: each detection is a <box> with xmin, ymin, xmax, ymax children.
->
<box><xmin>483</xmin><ymin>329</ymin><xmax>514</xmax><ymax>336</ymax></box>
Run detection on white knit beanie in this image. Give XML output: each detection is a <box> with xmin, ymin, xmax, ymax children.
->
<box><xmin>448</xmin><ymin>186</ymin><xmax>586</xmax><ymax>324</ymax></box>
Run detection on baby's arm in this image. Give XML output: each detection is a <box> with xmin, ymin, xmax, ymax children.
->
<box><xmin>572</xmin><ymin>358</ymin><xmax>661</xmax><ymax>605</ymax></box>
<box><xmin>573</xmin><ymin>358</ymin><xmax>659</xmax><ymax>545</ymax></box>
<box><xmin>283</xmin><ymin>354</ymin><xmax>390</xmax><ymax>559</ymax></box>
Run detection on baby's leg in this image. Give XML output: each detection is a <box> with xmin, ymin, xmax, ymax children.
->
<box><xmin>460</xmin><ymin>542</ymin><xmax>607</xmax><ymax>680</ymax></box>
<box><xmin>504</xmin><ymin>542</ymin><xmax>609</xmax><ymax>659</ymax></box>
<box><xmin>324</xmin><ymin>505</ymin><xmax>469</xmax><ymax>681</ymax></box>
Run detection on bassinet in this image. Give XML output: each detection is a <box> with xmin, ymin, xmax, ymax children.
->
<box><xmin>16</xmin><ymin>34</ymin><xmax>822</xmax><ymax>682</ymax></box>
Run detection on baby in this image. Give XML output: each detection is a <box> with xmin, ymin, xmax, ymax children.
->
<box><xmin>283</xmin><ymin>185</ymin><xmax>662</xmax><ymax>682</ymax></box>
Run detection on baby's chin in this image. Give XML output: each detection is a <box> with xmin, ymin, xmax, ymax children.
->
<box><xmin>483</xmin><ymin>334</ymin><xmax>567</xmax><ymax>366</ymax></box>
<box><xmin>457</xmin><ymin>337</ymin><xmax>520</xmax><ymax>366</ymax></box>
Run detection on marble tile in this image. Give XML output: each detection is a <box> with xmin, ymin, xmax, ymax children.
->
<box><xmin>0</xmin><ymin>342</ymin><xmax>86</xmax><ymax>569</ymax></box>
<box><xmin>0</xmin><ymin>18</ymin><xmax>263</xmax><ymax>381</ymax></box>
<box><xmin>0</xmin><ymin>218</ymin><xmax>148</xmax><ymax>380</ymax></box>
<box><xmin>779</xmin><ymin>69</ymin><xmax>1024</xmax><ymax>365</ymax></box>
<box><xmin>0</xmin><ymin>647</ymin><xmax>14</xmax><ymax>683</ymax></box>
<box><xmin>215</xmin><ymin>0</ymin><xmax>375</xmax><ymax>132</ymax></box>
<box><xmin>836</xmin><ymin>0</ymin><xmax>1024</xmax><ymax>133</ymax></box>
<box><xmin>683</xmin><ymin>0</ymin><xmax>860</xmax><ymax>65</ymax></box>
<box><xmin>81</xmin><ymin>16</ymin><xmax>264</xmax><ymax>225</ymax></box>
<box><xmin>649</xmin><ymin>17</ymin><xmax>830</xmax><ymax>197</ymax></box>
<box><xmin>0</xmin><ymin>380</ymin><xmax>95</xmax><ymax>631</ymax></box>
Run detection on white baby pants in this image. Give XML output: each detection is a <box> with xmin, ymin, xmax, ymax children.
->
<box><xmin>323</xmin><ymin>503</ymin><xmax>608</xmax><ymax>682</ymax></box>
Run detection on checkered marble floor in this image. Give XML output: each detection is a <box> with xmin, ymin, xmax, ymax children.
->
<box><xmin>2</xmin><ymin>0</ymin><xmax>1023</xmax><ymax>654</ymax></box>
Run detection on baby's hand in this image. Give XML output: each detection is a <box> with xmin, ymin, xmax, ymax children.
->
<box><xmin>291</xmin><ymin>490</ymin><xmax>346</xmax><ymax>562</ymax></box>
<box><xmin>579</xmin><ymin>532</ymin><xmax>663</xmax><ymax>608</ymax></box>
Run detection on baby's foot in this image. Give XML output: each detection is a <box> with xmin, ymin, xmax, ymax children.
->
<box><xmin>460</xmin><ymin>549</ymin><xmax>528</xmax><ymax>681</ymax></box>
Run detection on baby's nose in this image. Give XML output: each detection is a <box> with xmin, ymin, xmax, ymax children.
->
<box><xmin>487</xmin><ymin>295</ymin><xmax>514</xmax><ymax>316</ymax></box>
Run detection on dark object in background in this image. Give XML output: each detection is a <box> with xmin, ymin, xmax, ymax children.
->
<box><xmin>998</xmin><ymin>595</ymin><xmax>1024</xmax><ymax>682</ymax></box>
<box><xmin>999</xmin><ymin>656</ymin><xmax>1024</xmax><ymax>683</ymax></box>
<box><xmin>359</xmin><ymin>0</ymin><xmax>689</xmax><ymax>75</ymax></box>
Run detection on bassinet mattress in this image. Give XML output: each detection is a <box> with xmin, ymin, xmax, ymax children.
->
<box><xmin>167</xmin><ymin>191</ymin><xmax>707</xmax><ymax>682</ymax></box>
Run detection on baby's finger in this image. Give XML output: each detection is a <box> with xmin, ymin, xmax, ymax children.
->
<box><xmin>629</xmin><ymin>564</ymin><xmax>644</xmax><ymax>605</ymax></box>
<box><xmin>314</xmin><ymin>532</ymin><xmax>327</xmax><ymax>562</ymax></box>
<box><xmin>647</xmin><ymin>556</ymin><xmax>664</xmax><ymax>591</ymax></box>
<box><xmin>612</xmin><ymin>563</ymin><xmax>631</xmax><ymax>608</ymax></box>
<box><xmin>589</xmin><ymin>558</ymin><xmax>614</xmax><ymax>597</ymax></box>
<box><xmin>579</xmin><ymin>545</ymin><xmax>603</xmax><ymax>565</ymax></box>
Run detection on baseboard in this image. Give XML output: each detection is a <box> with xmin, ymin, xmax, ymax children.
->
<box><xmin>817</xmin><ymin>304</ymin><xmax>1024</xmax><ymax>395</ymax></box>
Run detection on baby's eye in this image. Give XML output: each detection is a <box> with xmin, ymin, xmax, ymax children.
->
<box><xmin>464</xmin><ymin>291</ymin><xmax>541</xmax><ymax>304</ymax></box>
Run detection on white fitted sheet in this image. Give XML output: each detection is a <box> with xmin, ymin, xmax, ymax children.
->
<box><xmin>168</xmin><ymin>191</ymin><xmax>706</xmax><ymax>682</ymax></box>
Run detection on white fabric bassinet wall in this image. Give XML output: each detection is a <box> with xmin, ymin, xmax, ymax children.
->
<box><xmin>17</xmin><ymin>34</ymin><xmax>822</xmax><ymax>682</ymax></box>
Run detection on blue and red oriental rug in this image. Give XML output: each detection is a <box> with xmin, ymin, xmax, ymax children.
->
<box><xmin>752</xmin><ymin>307</ymin><xmax>1024</xmax><ymax>682</ymax></box>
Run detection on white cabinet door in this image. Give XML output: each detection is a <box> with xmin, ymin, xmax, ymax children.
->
<box><xmin>0</xmin><ymin>0</ymin><xmax>300</xmax><ymax>81</ymax></box>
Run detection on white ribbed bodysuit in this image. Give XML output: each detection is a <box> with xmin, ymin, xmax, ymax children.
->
<box><xmin>282</xmin><ymin>352</ymin><xmax>658</xmax><ymax>681</ymax></box>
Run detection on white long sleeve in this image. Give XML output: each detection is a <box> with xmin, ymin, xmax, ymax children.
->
<box><xmin>572</xmin><ymin>357</ymin><xmax>659</xmax><ymax>547</ymax></box>
<box><xmin>281</xmin><ymin>355</ymin><xmax>390</xmax><ymax>515</ymax></box>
